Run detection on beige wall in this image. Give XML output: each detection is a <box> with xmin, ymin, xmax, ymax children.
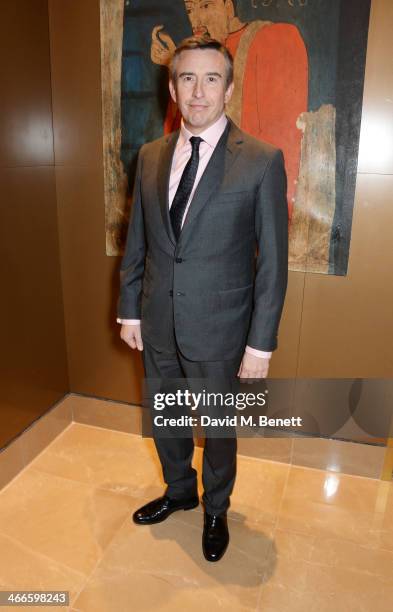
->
<box><xmin>48</xmin><ymin>0</ymin><xmax>144</xmax><ymax>407</ymax></box>
<box><xmin>0</xmin><ymin>0</ymin><xmax>69</xmax><ymax>449</ymax></box>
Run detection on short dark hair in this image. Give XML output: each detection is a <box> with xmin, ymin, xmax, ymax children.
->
<box><xmin>169</xmin><ymin>36</ymin><xmax>234</xmax><ymax>89</ymax></box>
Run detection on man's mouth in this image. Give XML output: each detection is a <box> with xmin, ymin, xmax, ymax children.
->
<box><xmin>193</xmin><ymin>26</ymin><xmax>209</xmax><ymax>37</ymax></box>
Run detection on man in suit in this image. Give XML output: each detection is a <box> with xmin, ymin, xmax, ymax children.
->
<box><xmin>117</xmin><ymin>37</ymin><xmax>288</xmax><ymax>562</ymax></box>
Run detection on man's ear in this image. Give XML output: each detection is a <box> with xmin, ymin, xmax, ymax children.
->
<box><xmin>169</xmin><ymin>78</ymin><xmax>177</xmax><ymax>103</ymax></box>
<box><xmin>224</xmin><ymin>81</ymin><xmax>234</xmax><ymax>104</ymax></box>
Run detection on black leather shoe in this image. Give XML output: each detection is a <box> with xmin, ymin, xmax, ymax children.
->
<box><xmin>133</xmin><ymin>494</ymin><xmax>199</xmax><ymax>525</ymax></box>
<box><xmin>202</xmin><ymin>511</ymin><xmax>229</xmax><ymax>562</ymax></box>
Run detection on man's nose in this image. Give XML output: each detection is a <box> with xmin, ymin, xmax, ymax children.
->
<box><xmin>191</xmin><ymin>7</ymin><xmax>201</xmax><ymax>25</ymax></box>
<box><xmin>192</xmin><ymin>79</ymin><xmax>204</xmax><ymax>98</ymax></box>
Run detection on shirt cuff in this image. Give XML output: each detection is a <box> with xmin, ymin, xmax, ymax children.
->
<box><xmin>116</xmin><ymin>318</ymin><xmax>141</xmax><ymax>325</ymax></box>
<box><xmin>245</xmin><ymin>345</ymin><xmax>272</xmax><ymax>359</ymax></box>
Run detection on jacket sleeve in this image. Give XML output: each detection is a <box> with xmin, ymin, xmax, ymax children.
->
<box><xmin>246</xmin><ymin>148</ymin><xmax>288</xmax><ymax>352</ymax></box>
<box><xmin>116</xmin><ymin>146</ymin><xmax>146</xmax><ymax>319</ymax></box>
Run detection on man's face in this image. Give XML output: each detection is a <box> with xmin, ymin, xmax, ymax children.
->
<box><xmin>169</xmin><ymin>49</ymin><xmax>234</xmax><ymax>134</ymax></box>
<box><xmin>184</xmin><ymin>0</ymin><xmax>230</xmax><ymax>43</ymax></box>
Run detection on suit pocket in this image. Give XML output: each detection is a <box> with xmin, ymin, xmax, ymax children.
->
<box><xmin>218</xmin><ymin>284</ymin><xmax>254</xmax><ymax>307</ymax></box>
<box><xmin>212</xmin><ymin>190</ymin><xmax>253</xmax><ymax>205</ymax></box>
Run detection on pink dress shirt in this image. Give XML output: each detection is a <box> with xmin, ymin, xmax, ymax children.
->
<box><xmin>117</xmin><ymin>112</ymin><xmax>272</xmax><ymax>360</ymax></box>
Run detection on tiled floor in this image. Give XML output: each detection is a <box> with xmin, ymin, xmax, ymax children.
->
<box><xmin>0</xmin><ymin>423</ymin><xmax>393</xmax><ymax>611</ymax></box>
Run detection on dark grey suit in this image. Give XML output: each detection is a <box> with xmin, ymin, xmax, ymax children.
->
<box><xmin>117</xmin><ymin>117</ymin><xmax>288</xmax><ymax>514</ymax></box>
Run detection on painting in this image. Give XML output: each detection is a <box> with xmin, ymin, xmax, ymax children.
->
<box><xmin>100</xmin><ymin>0</ymin><xmax>372</xmax><ymax>275</ymax></box>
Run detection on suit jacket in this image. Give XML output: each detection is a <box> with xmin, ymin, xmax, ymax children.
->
<box><xmin>117</xmin><ymin>117</ymin><xmax>288</xmax><ymax>361</ymax></box>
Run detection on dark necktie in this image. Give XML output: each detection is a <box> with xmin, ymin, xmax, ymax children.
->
<box><xmin>170</xmin><ymin>135</ymin><xmax>203</xmax><ymax>240</ymax></box>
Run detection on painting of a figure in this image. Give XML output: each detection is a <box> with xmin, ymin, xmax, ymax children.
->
<box><xmin>100</xmin><ymin>0</ymin><xmax>371</xmax><ymax>276</ymax></box>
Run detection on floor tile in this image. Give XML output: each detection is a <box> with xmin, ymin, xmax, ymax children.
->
<box><xmin>276</xmin><ymin>465</ymin><xmax>386</xmax><ymax>545</ymax></box>
<box><xmin>1</xmin><ymin>423</ymin><xmax>393</xmax><ymax>611</ymax></box>
<box><xmin>73</xmin><ymin>510</ymin><xmax>265</xmax><ymax>611</ymax></box>
<box><xmin>0</xmin><ymin>467</ymin><xmax>135</xmax><ymax>577</ymax></box>
<box><xmin>30</xmin><ymin>423</ymin><xmax>164</xmax><ymax>499</ymax></box>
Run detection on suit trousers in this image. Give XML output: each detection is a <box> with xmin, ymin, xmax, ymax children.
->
<box><xmin>142</xmin><ymin>339</ymin><xmax>243</xmax><ymax>515</ymax></box>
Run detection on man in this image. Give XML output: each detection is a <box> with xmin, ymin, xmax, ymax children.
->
<box><xmin>117</xmin><ymin>37</ymin><xmax>288</xmax><ymax>562</ymax></box>
<box><xmin>151</xmin><ymin>0</ymin><xmax>308</xmax><ymax>220</ymax></box>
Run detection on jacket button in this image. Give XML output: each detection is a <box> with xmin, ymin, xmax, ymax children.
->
<box><xmin>169</xmin><ymin>290</ymin><xmax>173</xmax><ymax>296</ymax></box>
<box><xmin>175</xmin><ymin>257</ymin><xmax>183</xmax><ymax>263</ymax></box>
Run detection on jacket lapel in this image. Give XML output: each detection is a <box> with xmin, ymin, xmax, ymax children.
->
<box><xmin>179</xmin><ymin>118</ymin><xmax>244</xmax><ymax>242</ymax></box>
<box><xmin>157</xmin><ymin>129</ymin><xmax>179</xmax><ymax>246</ymax></box>
<box><xmin>157</xmin><ymin>117</ymin><xmax>244</xmax><ymax>247</ymax></box>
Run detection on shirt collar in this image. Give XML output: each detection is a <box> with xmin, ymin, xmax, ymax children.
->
<box><xmin>178</xmin><ymin>112</ymin><xmax>228</xmax><ymax>149</ymax></box>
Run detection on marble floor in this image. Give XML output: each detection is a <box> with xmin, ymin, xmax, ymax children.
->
<box><xmin>0</xmin><ymin>423</ymin><xmax>393</xmax><ymax>611</ymax></box>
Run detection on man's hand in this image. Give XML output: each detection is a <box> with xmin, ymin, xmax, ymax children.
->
<box><xmin>237</xmin><ymin>351</ymin><xmax>269</xmax><ymax>382</ymax></box>
<box><xmin>120</xmin><ymin>324</ymin><xmax>143</xmax><ymax>351</ymax></box>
